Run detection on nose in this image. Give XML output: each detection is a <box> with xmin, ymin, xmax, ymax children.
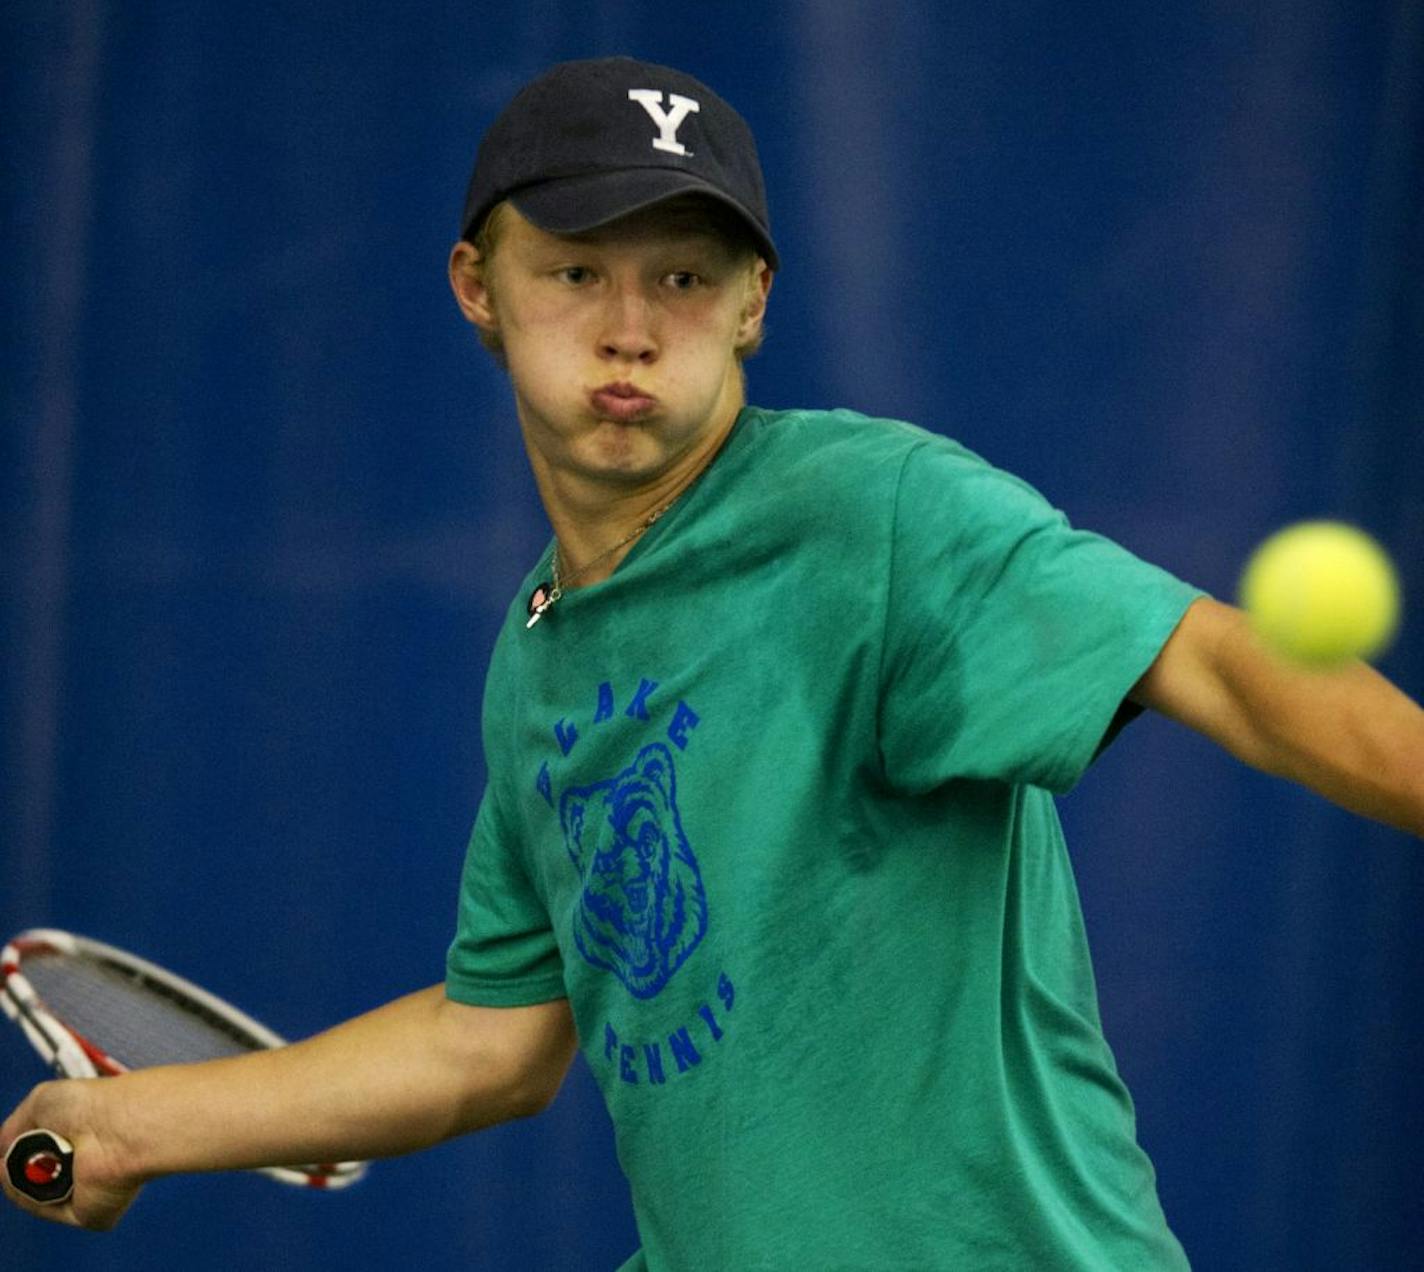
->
<box><xmin>597</xmin><ymin>284</ymin><xmax>658</xmax><ymax>364</ymax></box>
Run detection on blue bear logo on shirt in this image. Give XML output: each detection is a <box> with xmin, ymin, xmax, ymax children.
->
<box><xmin>559</xmin><ymin>742</ymin><xmax>707</xmax><ymax>999</ymax></box>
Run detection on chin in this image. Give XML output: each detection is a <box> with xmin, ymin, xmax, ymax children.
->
<box><xmin>583</xmin><ymin>454</ymin><xmax>670</xmax><ymax>487</ymax></box>
<box><xmin>582</xmin><ymin>423</ymin><xmax>671</xmax><ymax>473</ymax></box>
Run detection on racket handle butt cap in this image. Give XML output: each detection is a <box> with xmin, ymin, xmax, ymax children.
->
<box><xmin>5</xmin><ymin>1128</ymin><xmax>76</xmax><ymax>1205</ymax></box>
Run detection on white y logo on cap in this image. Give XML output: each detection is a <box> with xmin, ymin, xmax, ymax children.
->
<box><xmin>627</xmin><ymin>90</ymin><xmax>700</xmax><ymax>156</ymax></box>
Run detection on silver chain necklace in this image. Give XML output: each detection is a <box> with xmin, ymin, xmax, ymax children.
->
<box><xmin>525</xmin><ymin>501</ymin><xmax>673</xmax><ymax>629</ymax></box>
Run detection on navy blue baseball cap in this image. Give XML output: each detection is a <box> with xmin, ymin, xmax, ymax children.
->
<box><xmin>460</xmin><ymin>57</ymin><xmax>779</xmax><ymax>269</ymax></box>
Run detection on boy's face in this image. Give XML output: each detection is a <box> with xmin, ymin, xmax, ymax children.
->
<box><xmin>451</xmin><ymin>203</ymin><xmax>772</xmax><ymax>495</ymax></box>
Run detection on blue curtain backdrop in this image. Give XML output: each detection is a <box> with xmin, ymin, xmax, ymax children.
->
<box><xmin>4</xmin><ymin>3</ymin><xmax>1421</xmax><ymax>1269</ymax></box>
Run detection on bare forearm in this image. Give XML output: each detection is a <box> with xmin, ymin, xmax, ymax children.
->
<box><xmin>1228</xmin><ymin>651</ymin><xmax>1424</xmax><ymax>838</ymax></box>
<box><xmin>1135</xmin><ymin>599</ymin><xmax>1424</xmax><ymax>838</ymax></box>
<box><xmin>10</xmin><ymin>986</ymin><xmax>574</xmax><ymax>1187</ymax></box>
<box><xmin>112</xmin><ymin>987</ymin><xmax>512</xmax><ymax>1177</ymax></box>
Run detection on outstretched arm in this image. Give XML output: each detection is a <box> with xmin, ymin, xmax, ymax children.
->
<box><xmin>1130</xmin><ymin>596</ymin><xmax>1424</xmax><ymax>838</ymax></box>
<box><xmin>0</xmin><ymin>986</ymin><xmax>576</xmax><ymax>1230</ymax></box>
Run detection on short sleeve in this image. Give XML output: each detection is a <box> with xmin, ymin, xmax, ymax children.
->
<box><xmin>878</xmin><ymin>440</ymin><xmax>1205</xmax><ymax>795</ymax></box>
<box><xmin>445</xmin><ymin>785</ymin><xmax>567</xmax><ymax>1007</ymax></box>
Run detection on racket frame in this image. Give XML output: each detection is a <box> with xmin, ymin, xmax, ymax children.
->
<box><xmin>1</xmin><ymin>928</ymin><xmax>366</xmax><ymax>1190</ymax></box>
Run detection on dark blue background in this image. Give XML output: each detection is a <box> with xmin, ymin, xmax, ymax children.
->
<box><xmin>5</xmin><ymin>3</ymin><xmax>1422</xmax><ymax>1268</ymax></box>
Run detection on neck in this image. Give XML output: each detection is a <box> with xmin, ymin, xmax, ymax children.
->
<box><xmin>527</xmin><ymin>399</ymin><xmax>744</xmax><ymax>589</ymax></box>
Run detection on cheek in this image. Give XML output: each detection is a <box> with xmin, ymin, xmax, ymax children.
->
<box><xmin>500</xmin><ymin>303</ymin><xmax>588</xmax><ymax>381</ymax></box>
<box><xmin>663</xmin><ymin>297</ymin><xmax>743</xmax><ymax>356</ymax></box>
<box><xmin>500</xmin><ymin>291</ymin><xmax>573</xmax><ymax>342</ymax></box>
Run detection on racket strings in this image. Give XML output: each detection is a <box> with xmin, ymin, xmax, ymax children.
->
<box><xmin>20</xmin><ymin>952</ymin><xmax>259</xmax><ymax>1069</ymax></box>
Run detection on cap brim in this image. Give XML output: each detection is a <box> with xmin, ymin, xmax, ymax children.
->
<box><xmin>510</xmin><ymin>169</ymin><xmax>779</xmax><ymax>270</ymax></box>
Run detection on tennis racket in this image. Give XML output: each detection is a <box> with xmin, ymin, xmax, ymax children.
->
<box><xmin>1</xmin><ymin>929</ymin><xmax>367</xmax><ymax>1203</ymax></box>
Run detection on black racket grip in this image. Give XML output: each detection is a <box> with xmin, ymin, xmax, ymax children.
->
<box><xmin>5</xmin><ymin>1129</ymin><xmax>75</xmax><ymax>1205</ymax></box>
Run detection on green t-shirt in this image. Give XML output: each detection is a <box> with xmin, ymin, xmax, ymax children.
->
<box><xmin>447</xmin><ymin>407</ymin><xmax>1200</xmax><ymax>1270</ymax></box>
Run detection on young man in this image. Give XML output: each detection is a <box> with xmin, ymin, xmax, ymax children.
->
<box><xmin>3</xmin><ymin>56</ymin><xmax>1422</xmax><ymax>1270</ymax></box>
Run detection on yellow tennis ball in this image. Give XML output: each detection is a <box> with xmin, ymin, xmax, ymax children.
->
<box><xmin>1239</xmin><ymin>521</ymin><xmax>1401</xmax><ymax>666</ymax></box>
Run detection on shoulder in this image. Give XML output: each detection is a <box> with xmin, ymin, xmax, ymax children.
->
<box><xmin>735</xmin><ymin>406</ymin><xmax>1041</xmax><ymax>526</ymax></box>
<box><xmin>739</xmin><ymin>404</ymin><xmax>939</xmax><ymax>464</ymax></box>
<box><xmin>734</xmin><ymin>405</ymin><xmax>982</xmax><ymax>502</ymax></box>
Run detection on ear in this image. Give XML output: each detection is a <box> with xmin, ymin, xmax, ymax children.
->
<box><xmin>448</xmin><ymin>240</ymin><xmax>499</xmax><ymax>334</ymax></box>
<box><xmin>734</xmin><ymin>259</ymin><xmax>774</xmax><ymax>347</ymax></box>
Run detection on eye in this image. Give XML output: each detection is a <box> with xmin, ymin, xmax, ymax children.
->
<box><xmin>555</xmin><ymin>265</ymin><xmax>594</xmax><ymax>286</ymax></box>
<box><xmin>664</xmin><ymin>271</ymin><xmax>703</xmax><ymax>291</ymax></box>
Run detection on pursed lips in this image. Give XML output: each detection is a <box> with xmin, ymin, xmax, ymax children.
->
<box><xmin>590</xmin><ymin>381</ymin><xmax>659</xmax><ymax>422</ymax></box>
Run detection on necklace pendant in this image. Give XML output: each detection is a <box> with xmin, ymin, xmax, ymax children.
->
<box><xmin>526</xmin><ymin>581</ymin><xmax>554</xmax><ymax>629</ymax></box>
